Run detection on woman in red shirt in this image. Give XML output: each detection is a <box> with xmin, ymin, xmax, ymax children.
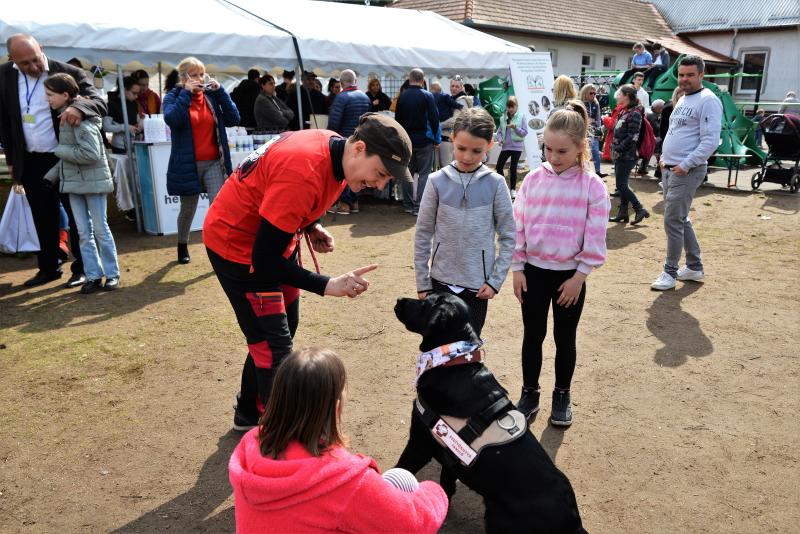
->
<box><xmin>203</xmin><ymin>113</ymin><xmax>412</xmax><ymax>429</ymax></box>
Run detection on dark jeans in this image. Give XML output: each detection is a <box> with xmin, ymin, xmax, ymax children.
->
<box><xmin>207</xmin><ymin>248</ymin><xmax>300</xmax><ymax>416</ymax></box>
<box><xmin>520</xmin><ymin>264</ymin><xmax>585</xmax><ymax>390</ymax></box>
<box><xmin>644</xmin><ymin>65</ymin><xmax>668</xmax><ymax>88</ymax></box>
<box><xmin>614</xmin><ymin>158</ymin><xmax>643</xmax><ymax>211</ymax></box>
<box><xmin>495</xmin><ymin>150</ymin><xmax>522</xmax><ymax>191</ymax></box>
<box><xmin>21</xmin><ymin>151</ymin><xmax>83</xmax><ymax>276</ymax></box>
<box><xmin>403</xmin><ymin>144</ymin><xmax>435</xmax><ymax>211</ymax></box>
<box><xmin>432</xmin><ymin>279</ymin><xmax>488</xmax><ymax>337</ymax></box>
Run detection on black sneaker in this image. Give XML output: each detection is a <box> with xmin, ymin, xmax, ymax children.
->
<box><xmin>103</xmin><ymin>277</ymin><xmax>120</xmax><ymax>291</ymax></box>
<box><xmin>23</xmin><ymin>270</ymin><xmax>63</xmax><ymax>287</ymax></box>
<box><xmin>80</xmin><ymin>279</ymin><xmax>103</xmax><ymax>295</ymax></box>
<box><xmin>66</xmin><ymin>273</ymin><xmax>86</xmax><ymax>288</ymax></box>
<box><xmin>516</xmin><ymin>386</ymin><xmax>540</xmax><ymax>423</ymax></box>
<box><xmin>233</xmin><ymin>405</ymin><xmax>260</xmax><ymax>432</ymax></box>
<box><xmin>549</xmin><ymin>389</ymin><xmax>573</xmax><ymax>427</ymax></box>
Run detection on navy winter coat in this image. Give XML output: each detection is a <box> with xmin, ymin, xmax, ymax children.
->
<box><xmin>163</xmin><ymin>86</ymin><xmax>240</xmax><ymax>196</ymax></box>
<box><xmin>326</xmin><ymin>87</ymin><xmax>371</xmax><ymax>137</ymax></box>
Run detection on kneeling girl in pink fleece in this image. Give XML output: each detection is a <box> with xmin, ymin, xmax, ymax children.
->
<box><xmin>512</xmin><ymin>100</ymin><xmax>610</xmax><ymax>428</ymax></box>
<box><xmin>229</xmin><ymin>347</ymin><xmax>448</xmax><ymax>533</ymax></box>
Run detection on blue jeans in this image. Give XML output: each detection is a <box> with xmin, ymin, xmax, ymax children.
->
<box><xmin>68</xmin><ymin>193</ymin><xmax>120</xmax><ymax>281</ymax></box>
<box><xmin>590</xmin><ymin>138</ymin><xmax>602</xmax><ymax>174</ymax></box>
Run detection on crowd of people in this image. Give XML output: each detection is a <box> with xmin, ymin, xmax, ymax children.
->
<box><xmin>2</xmin><ymin>30</ymin><xmax>789</xmax><ymax>532</ymax></box>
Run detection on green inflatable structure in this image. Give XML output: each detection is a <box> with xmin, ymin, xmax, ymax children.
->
<box><xmin>478</xmin><ymin>76</ymin><xmax>512</xmax><ymax>126</ymax></box>
<box><xmin>609</xmin><ymin>56</ymin><xmax>766</xmax><ymax>168</ymax></box>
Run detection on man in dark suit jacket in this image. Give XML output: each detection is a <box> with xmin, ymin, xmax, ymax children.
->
<box><xmin>0</xmin><ymin>34</ymin><xmax>107</xmax><ymax>287</ymax></box>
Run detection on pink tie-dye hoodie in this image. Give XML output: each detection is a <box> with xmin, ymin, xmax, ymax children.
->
<box><xmin>511</xmin><ymin>162</ymin><xmax>610</xmax><ymax>274</ymax></box>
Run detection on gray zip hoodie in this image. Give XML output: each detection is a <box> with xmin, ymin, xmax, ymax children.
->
<box><xmin>414</xmin><ymin>163</ymin><xmax>515</xmax><ymax>292</ymax></box>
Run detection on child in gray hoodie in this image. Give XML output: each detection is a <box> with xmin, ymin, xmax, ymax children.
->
<box><xmin>414</xmin><ymin>108</ymin><xmax>515</xmax><ymax>336</ymax></box>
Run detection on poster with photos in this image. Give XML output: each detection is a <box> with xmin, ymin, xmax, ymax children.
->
<box><xmin>508</xmin><ymin>52</ymin><xmax>555</xmax><ymax>169</ymax></box>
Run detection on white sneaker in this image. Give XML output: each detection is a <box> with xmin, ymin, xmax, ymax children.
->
<box><xmin>677</xmin><ymin>266</ymin><xmax>704</xmax><ymax>282</ymax></box>
<box><xmin>511</xmin><ymin>190</ymin><xmax>516</xmax><ymax>200</ymax></box>
<box><xmin>651</xmin><ymin>271</ymin><xmax>676</xmax><ymax>291</ymax></box>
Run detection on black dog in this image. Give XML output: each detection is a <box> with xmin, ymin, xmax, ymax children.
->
<box><xmin>395</xmin><ymin>293</ymin><xmax>586</xmax><ymax>534</ymax></box>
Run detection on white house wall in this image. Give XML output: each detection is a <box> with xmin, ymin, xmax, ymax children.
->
<box><xmin>689</xmin><ymin>28</ymin><xmax>800</xmax><ymax>106</ymax></box>
<box><xmin>489</xmin><ymin>30</ymin><xmax>633</xmax><ymax>78</ymax></box>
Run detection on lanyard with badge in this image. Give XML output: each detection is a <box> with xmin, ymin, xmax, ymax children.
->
<box><xmin>22</xmin><ymin>75</ymin><xmax>41</xmax><ymax>125</ymax></box>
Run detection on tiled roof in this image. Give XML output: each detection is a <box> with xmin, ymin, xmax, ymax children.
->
<box><xmin>648</xmin><ymin>0</ymin><xmax>800</xmax><ymax>32</ymax></box>
<box><xmin>391</xmin><ymin>0</ymin><xmax>736</xmax><ymax>65</ymax></box>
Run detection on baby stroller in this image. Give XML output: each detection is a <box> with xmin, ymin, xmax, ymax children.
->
<box><xmin>751</xmin><ymin>113</ymin><xmax>800</xmax><ymax>193</ymax></box>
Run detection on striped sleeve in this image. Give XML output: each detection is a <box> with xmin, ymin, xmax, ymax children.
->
<box><xmin>575</xmin><ymin>175</ymin><xmax>610</xmax><ymax>274</ymax></box>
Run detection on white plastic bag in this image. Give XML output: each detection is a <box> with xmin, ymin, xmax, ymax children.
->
<box><xmin>0</xmin><ymin>188</ymin><xmax>40</xmax><ymax>253</ymax></box>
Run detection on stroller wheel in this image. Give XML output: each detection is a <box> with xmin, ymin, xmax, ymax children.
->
<box><xmin>790</xmin><ymin>172</ymin><xmax>800</xmax><ymax>194</ymax></box>
<box><xmin>751</xmin><ymin>172</ymin><xmax>763</xmax><ymax>191</ymax></box>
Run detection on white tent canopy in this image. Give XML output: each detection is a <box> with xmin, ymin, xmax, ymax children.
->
<box><xmin>0</xmin><ymin>0</ymin><xmax>530</xmax><ymax>77</ymax></box>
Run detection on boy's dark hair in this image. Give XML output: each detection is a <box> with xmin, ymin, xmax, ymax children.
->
<box><xmin>633</xmin><ymin>72</ymin><xmax>645</xmax><ymax>80</ymax></box>
<box><xmin>247</xmin><ymin>69</ymin><xmax>260</xmax><ymax>81</ymax></box>
<box><xmin>453</xmin><ymin>107</ymin><xmax>495</xmax><ymax>143</ymax></box>
<box><xmin>619</xmin><ymin>84</ymin><xmax>640</xmax><ymax>107</ymax></box>
<box><xmin>43</xmin><ymin>73</ymin><xmax>79</xmax><ymax>99</ymax></box>
<box><xmin>259</xmin><ymin>348</ymin><xmax>347</xmax><ymax>459</ymax></box>
<box><xmin>653</xmin><ymin>42</ymin><xmax>663</xmax><ymax>51</ymax></box>
<box><xmin>165</xmin><ymin>69</ymin><xmax>179</xmax><ymax>92</ymax></box>
<box><xmin>122</xmin><ymin>75</ymin><xmax>137</xmax><ymax>92</ymax></box>
<box><xmin>133</xmin><ymin>69</ymin><xmax>149</xmax><ymax>82</ymax></box>
<box><xmin>679</xmin><ymin>54</ymin><xmax>706</xmax><ymax>73</ymax></box>
<box><xmin>259</xmin><ymin>73</ymin><xmax>275</xmax><ymax>85</ymax></box>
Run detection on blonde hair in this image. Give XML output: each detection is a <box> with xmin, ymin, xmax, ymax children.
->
<box><xmin>579</xmin><ymin>84</ymin><xmax>598</xmax><ymax>105</ymax></box>
<box><xmin>553</xmin><ymin>75</ymin><xmax>577</xmax><ymax>107</ymax></box>
<box><xmin>671</xmin><ymin>86</ymin><xmax>685</xmax><ymax>106</ymax></box>
<box><xmin>506</xmin><ymin>95</ymin><xmax>519</xmax><ymax>108</ymax></box>
<box><xmin>544</xmin><ymin>99</ymin><xmax>591</xmax><ymax>169</ymax></box>
<box><xmin>176</xmin><ymin>56</ymin><xmax>205</xmax><ymax>79</ymax></box>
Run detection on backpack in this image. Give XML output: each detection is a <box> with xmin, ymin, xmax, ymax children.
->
<box><xmin>637</xmin><ymin>111</ymin><xmax>657</xmax><ymax>160</ymax></box>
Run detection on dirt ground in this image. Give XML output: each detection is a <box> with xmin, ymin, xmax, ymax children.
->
<box><xmin>1</xmin><ymin>174</ymin><xmax>798</xmax><ymax>533</ymax></box>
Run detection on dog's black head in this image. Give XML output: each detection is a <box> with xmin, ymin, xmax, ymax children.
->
<box><xmin>395</xmin><ymin>293</ymin><xmax>480</xmax><ymax>352</ymax></box>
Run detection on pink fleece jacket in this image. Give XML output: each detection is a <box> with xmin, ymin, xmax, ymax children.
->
<box><xmin>512</xmin><ymin>162</ymin><xmax>610</xmax><ymax>274</ymax></box>
<box><xmin>229</xmin><ymin>429</ymin><xmax>448</xmax><ymax>533</ymax></box>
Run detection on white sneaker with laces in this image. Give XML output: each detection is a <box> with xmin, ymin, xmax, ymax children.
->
<box><xmin>651</xmin><ymin>271</ymin><xmax>676</xmax><ymax>291</ymax></box>
<box><xmin>677</xmin><ymin>266</ymin><xmax>704</xmax><ymax>282</ymax></box>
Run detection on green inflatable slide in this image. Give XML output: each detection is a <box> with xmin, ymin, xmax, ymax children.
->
<box><xmin>609</xmin><ymin>56</ymin><xmax>766</xmax><ymax>168</ymax></box>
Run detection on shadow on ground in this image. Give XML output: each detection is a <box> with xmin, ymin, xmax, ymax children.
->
<box><xmin>113</xmin><ymin>430</ymin><xmax>240</xmax><ymax>533</ymax></box>
<box><xmin>646</xmin><ymin>282</ymin><xmax>713</xmax><ymax>367</ymax></box>
<box><xmin>0</xmin><ymin>263</ymin><xmax>214</xmax><ymax>332</ymax></box>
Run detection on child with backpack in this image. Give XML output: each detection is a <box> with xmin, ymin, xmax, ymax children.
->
<box><xmin>229</xmin><ymin>347</ymin><xmax>449</xmax><ymax>533</ymax></box>
<box><xmin>512</xmin><ymin>100</ymin><xmax>610</xmax><ymax>427</ymax></box>
<box><xmin>43</xmin><ymin>73</ymin><xmax>120</xmax><ymax>293</ymax></box>
<box><xmin>414</xmin><ymin>107</ymin><xmax>516</xmax><ymax>336</ymax></box>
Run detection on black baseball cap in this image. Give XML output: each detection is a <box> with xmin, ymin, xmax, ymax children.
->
<box><xmin>353</xmin><ymin>113</ymin><xmax>413</xmax><ymax>182</ymax></box>
<box><xmin>282</xmin><ymin>69</ymin><xmax>295</xmax><ymax>78</ymax></box>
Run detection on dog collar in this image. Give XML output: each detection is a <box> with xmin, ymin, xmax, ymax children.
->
<box><xmin>415</xmin><ymin>340</ymin><xmax>484</xmax><ymax>385</ymax></box>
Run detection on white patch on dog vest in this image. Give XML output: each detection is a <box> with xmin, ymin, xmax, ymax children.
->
<box><xmin>432</xmin><ymin>418</ymin><xmax>478</xmax><ymax>466</ymax></box>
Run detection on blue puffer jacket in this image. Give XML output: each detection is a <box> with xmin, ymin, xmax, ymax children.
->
<box><xmin>163</xmin><ymin>86</ymin><xmax>240</xmax><ymax>196</ymax></box>
<box><xmin>326</xmin><ymin>87</ymin><xmax>371</xmax><ymax>137</ymax></box>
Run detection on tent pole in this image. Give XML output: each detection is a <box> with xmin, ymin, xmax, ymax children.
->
<box><xmin>118</xmin><ymin>65</ymin><xmax>142</xmax><ymax>233</ymax></box>
<box><xmin>295</xmin><ymin>64</ymin><xmax>303</xmax><ymax>130</ymax></box>
<box><xmin>158</xmin><ymin>61</ymin><xmax>163</xmax><ymax>101</ymax></box>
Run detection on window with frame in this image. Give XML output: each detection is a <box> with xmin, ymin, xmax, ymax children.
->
<box><xmin>603</xmin><ymin>55</ymin><xmax>616</xmax><ymax>69</ymax></box>
<box><xmin>548</xmin><ymin>49</ymin><xmax>558</xmax><ymax>67</ymax></box>
<box><xmin>581</xmin><ymin>53</ymin><xmax>595</xmax><ymax>69</ymax></box>
<box><xmin>737</xmin><ymin>49</ymin><xmax>768</xmax><ymax>93</ymax></box>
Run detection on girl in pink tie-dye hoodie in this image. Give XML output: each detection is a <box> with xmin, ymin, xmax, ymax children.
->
<box><xmin>511</xmin><ymin>100</ymin><xmax>610</xmax><ymax>428</ymax></box>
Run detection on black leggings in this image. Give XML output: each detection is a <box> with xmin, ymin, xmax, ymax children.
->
<box><xmin>207</xmin><ymin>248</ymin><xmax>300</xmax><ymax>416</ymax></box>
<box><xmin>495</xmin><ymin>150</ymin><xmax>522</xmax><ymax>191</ymax></box>
<box><xmin>432</xmin><ymin>279</ymin><xmax>488</xmax><ymax>337</ymax></box>
<box><xmin>520</xmin><ymin>264</ymin><xmax>586</xmax><ymax>390</ymax></box>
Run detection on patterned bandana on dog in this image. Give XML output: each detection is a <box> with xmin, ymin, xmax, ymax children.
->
<box><xmin>415</xmin><ymin>340</ymin><xmax>484</xmax><ymax>385</ymax></box>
